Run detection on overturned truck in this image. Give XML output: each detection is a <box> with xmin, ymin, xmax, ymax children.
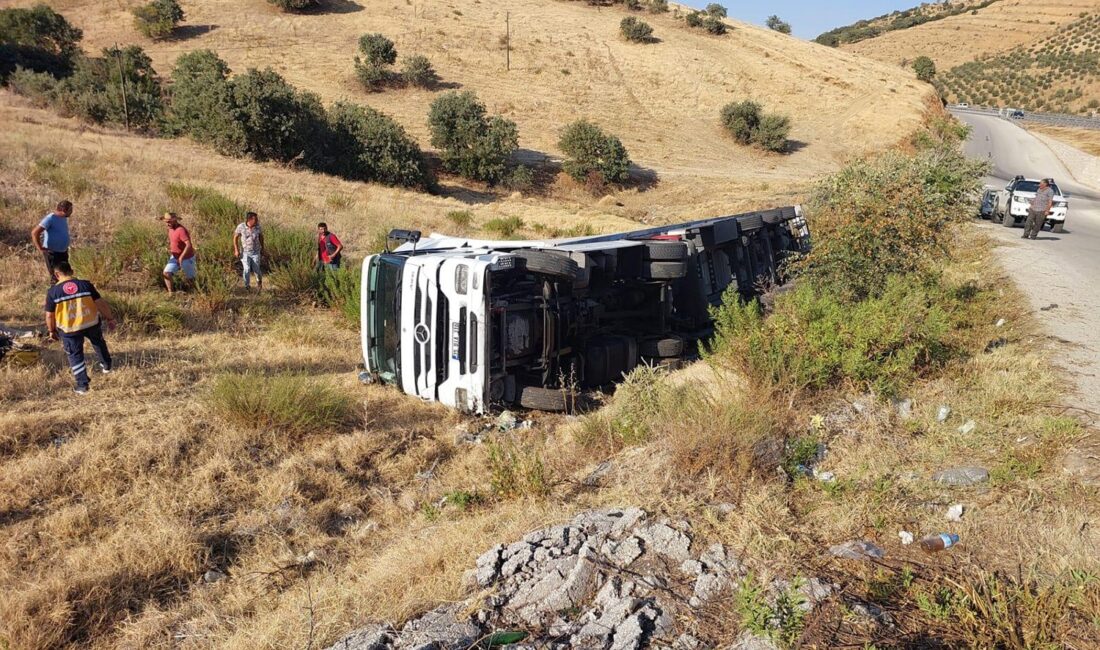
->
<box><xmin>360</xmin><ymin>207</ymin><xmax>810</xmax><ymax>413</ymax></box>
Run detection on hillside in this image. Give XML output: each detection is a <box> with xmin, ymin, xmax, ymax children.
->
<box><xmin>815</xmin><ymin>0</ymin><xmax>1000</xmax><ymax>47</ymax></box>
<box><xmin>937</xmin><ymin>11</ymin><xmax>1100</xmax><ymax>114</ymax></box>
<box><xmin>841</xmin><ymin>0</ymin><xmax>1096</xmax><ymax>69</ymax></box>
<box><xmin>17</xmin><ymin>0</ymin><xmax>929</xmax><ymax>190</ymax></box>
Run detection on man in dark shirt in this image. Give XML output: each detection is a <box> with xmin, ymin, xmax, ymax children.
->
<box><xmin>44</xmin><ymin>261</ymin><xmax>117</xmax><ymax>394</ymax></box>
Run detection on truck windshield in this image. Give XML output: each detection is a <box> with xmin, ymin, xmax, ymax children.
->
<box><xmin>1016</xmin><ymin>180</ymin><xmax>1060</xmax><ymax>195</ymax></box>
<box><xmin>368</xmin><ymin>254</ymin><xmax>405</xmax><ymax>384</ymax></box>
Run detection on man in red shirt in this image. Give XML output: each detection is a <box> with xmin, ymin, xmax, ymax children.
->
<box><xmin>317</xmin><ymin>222</ymin><xmax>343</xmax><ymax>271</ymax></box>
<box><xmin>161</xmin><ymin>212</ymin><xmax>196</xmax><ymax>293</ymax></box>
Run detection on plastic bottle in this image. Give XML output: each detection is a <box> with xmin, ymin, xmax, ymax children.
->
<box><xmin>919</xmin><ymin>533</ymin><xmax>960</xmax><ymax>552</ymax></box>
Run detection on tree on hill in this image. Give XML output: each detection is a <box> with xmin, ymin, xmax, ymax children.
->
<box><xmin>168</xmin><ymin>49</ymin><xmax>240</xmax><ymax>145</ymax></box>
<box><xmin>355</xmin><ymin>33</ymin><xmax>397</xmax><ymax>91</ymax></box>
<box><xmin>55</xmin><ymin>45</ymin><xmax>164</xmax><ymax>130</ymax></box>
<box><xmin>322</xmin><ymin>102</ymin><xmax>431</xmax><ymax>188</ymax></box>
<box><xmin>428</xmin><ymin>91</ymin><xmax>519</xmax><ymax>184</ymax></box>
<box><xmin>620</xmin><ymin>17</ymin><xmax>655</xmax><ymax>43</ymax></box>
<box><xmin>765</xmin><ymin>15</ymin><xmax>791</xmax><ymax>35</ymax></box>
<box><xmin>0</xmin><ymin>5</ymin><xmax>83</xmax><ymax>81</ymax></box>
<box><xmin>912</xmin><ymin>56</ymin><xmax>937</xmax><ymax>82</ymax></box>
<box><xmin>401</xmin><ymin>55</ymin><xmax>438</xmax><ymax>89</ymax></box>
<box><xmin>705</xmin><ymin>3</ymin><xmax>727</xmax><ymax>18</ymax></box>
<box><xmin>132</xmin><ymin>0</ymin><xmax>184</xmax><ymax>40</ymax></box>
<box><xmin>267</xmin><ymin>0</ymin><xmax>321</xmax><ymax>12</ymax></box>
<box><xmin>558</xmin><ymin>120</ymin><xmax>631</xmax><ymax>189</ymax></box>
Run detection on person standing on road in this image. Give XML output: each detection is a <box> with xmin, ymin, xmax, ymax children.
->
<box><xmin>317</xmin><ymin>222</ymin><xmax>343</xmax><ymax>271</ymax></box>
<box><xmin>30</xmin><ymin>200</ymin><xmax>73</xmax><ymax>282</ymax></box>
<box><xmin>1023</xmin><ymin>178</ymin><xmax>1055</xmax><ymax>240</ymax></box>
<box><xmin>233</xmin><ymin>211</ymin><xmax>265</xmax><ymax>291</ymax></box>
<box><xmin>44</xmin><ymin>260</ymin><xmax>116</xmax><ymax>395</ymax></box>
<box><xmin>162</xmin><ymin>212</ymin><xmax>196</xmax><ymax>293</ymax></box>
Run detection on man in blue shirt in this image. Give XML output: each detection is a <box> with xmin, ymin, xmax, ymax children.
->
<box><xmin>30</xmin><ymin>199</ymin><xmax>73</xmax><ymax>282</ymax></box>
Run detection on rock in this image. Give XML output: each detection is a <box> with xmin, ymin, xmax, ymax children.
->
<box><xmin>729</xmin><ymin>630</ymin><xmax>779</xmax><ymax>650</ymax></box>
<box><xmin>814</xmin><ymin>470</ymin><xmax>836</xmax><ymax>483</ymax></box>
<box><xmin>995</xmin><ymin>318</ymin><xmax>1006</xmax><ymax>328</ymax></box>
<box><xmin>798</xmin><ymin>577</ymin><xmax>835</xmax><ymax>609</ymax></box>
<box><xmin>946</xmin><ymin>504</ymin><xmax>964</xmax><ymax>522</ymax></box>
<box><xmin>699</xmin><ymin>543</ymin><xmax>740</xmax><ymax>574</ymax></box>
<box><xmin>958</xmin><ymin>420</ymin><xmax>976</xmax><ymax>435</ymax></box>
<box><xmin>475</xmin><ymin>544</ymin><xmax>504</xmax><ymax>587</ymax></box>
<box><xmin>323</xmin><ymin>623</ymin><xmax>394</xmax><ymax>650</ymax></box>
<box><xmin>571</xmin><ymin>507</ymin><xmax>647</xmax><ymax>540</ymax></box>
<box><xmin>708</xmin><ymin>502</ymin><xmax>737</xmax><ymax>518</ymax></box>
<box><xmin>985</xmin><ymin>337</ymin><xmax>1008</xmax><ymax>352</ymax></box>
<box><xmin>851</xmin><ymin>600</ymin><xmax>894</xmax><ymax>627</ymax></box>
<box><xmin>892</xmin><ymin>398</ymin><xmax>913</xmax><ymax>420</ymax></box>
<box><xmin>497</xmin><ymin>410</ymin><xmax>518</xmax><ymax>430</ymax></box>
<box><xmin>609</xmin><ymin>536</ymin><xmax>645</xmax><ymax>567</ymax></box>
<box><xmin>637</xmin><ymin>523</ymin><xmax>692</xmax><ymax>562</ymax></box>
<box><xmin>898</xmin><ymin>530</ymin><xmax>914</xmax><ymax>546</ymax></box>
<box><xmin>582</xmin><ymin>460</ymin><xmax>614</xmax><ymax>487</ymax></box>
<box><xmin>673</xmin><ymin>633</ymin><xmax>703</xmax><ymax>649</ymax></box>
<box><xmin>203</xmin><ymin>569</ymin><xmax>226</xmax><ymax>584</ymax></box>
<box><xmin>609</xmin><ymin>610</ymin><xmax>653</xmax><ymax>650</ymax></box>
<box><xmin>932</xmin><ymin>466</ymin><xmax>989</xmax><ymax>486</ymax></box>
<box><xmin>936</xmin><ymin>405</ymin><xmax>951</xmax><ymax>423</ymax></box>
<box><xmin>680</xmin><ymin>559</ymin><xmax>704</xmax><ymax>577</ymax></box>
<box><xmin>1040</xmin><ymin>303</ymin><xmax>1059</xmax><ymax>312</ymax></box>
<box><xmin>393</xmin><ymin>604</ymin><xmax>480</xmax><ymax>650</ymax></box>
<box><xmin>829</xmin><ymin>540</ymin><xmax>885</xmax><ymax>561</ymax></box>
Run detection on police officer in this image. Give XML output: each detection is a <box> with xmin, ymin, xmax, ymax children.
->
<box><xmin>44</xmin><ymin>260</ymin><xmax>117</xmax><ymax>394</ymax></box>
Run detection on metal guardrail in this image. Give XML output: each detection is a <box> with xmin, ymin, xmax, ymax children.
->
<box><xmin>950</xmin><ymin>105</ymin><xmax>1100</xmax><ymax>130</ymax></box>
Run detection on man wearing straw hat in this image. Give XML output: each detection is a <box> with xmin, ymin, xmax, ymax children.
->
<box><xmin>161</xmin><ymin>212</ymin><xmax>196</xmax><ymax>293</ymax></box>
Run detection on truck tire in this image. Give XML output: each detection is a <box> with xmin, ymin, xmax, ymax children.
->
<box><xmin>517</xmin><ymin>250</ymin><xmax>579</xmax><ymax>281</ymax></box>
<box><xmin>642</xmin><ymin>261</ymin><xmax>687</xmax><ymax>280</ymax></box>
<box><xmin>1002</xmin><ymin>210</ymin><xmax>1015</xmax><ymax>227</ymax></box>
<box><xmin>640</xmin><ymin>335</ymin><xmax>684</xmax><ymax>358</ymax></box>
<box><xmin>643</xmin><ymin>241</ymin><xmax>688</xmax><ymax>261</ymax></box>
<box><xmin>1052</xmin><ymin>222</ymin><xmax>1064</xmax><ymax>233</ymax></box>
<box><xmin>518</xmin><ymin>385</ymin><xmax>573</xmax><ymax>412</ymax></box>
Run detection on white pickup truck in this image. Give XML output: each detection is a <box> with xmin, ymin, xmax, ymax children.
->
<box><xmin>360</xmin><ymin>207</ymin><xmax>810</xmax><ymax>413</ymax></box>
<box><xmin>988</xmin><ymin>176</ymin><xmax>1069</xmax><ymax>233</ymax></box>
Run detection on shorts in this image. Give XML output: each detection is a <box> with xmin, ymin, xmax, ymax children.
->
<box><xmin>164</xmin><ymin>255</ymin><xmax>197</xmax><ymax>279</ymax></box>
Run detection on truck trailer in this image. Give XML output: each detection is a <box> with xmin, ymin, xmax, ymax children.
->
<box><xmin>360</xmin><ymin>206</ymin><xmax>810</xmax><ymax>413</ymax></box>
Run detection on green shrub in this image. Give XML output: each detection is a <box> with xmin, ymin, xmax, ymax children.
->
<box><xmin>267</xmin><ymin>0</ymin><xmax>320</xmax><ymax>12</ymax></box>
<box><xmin>69</xmin><ymin>247</ymin><xmax>122</xmax><ymax>288</ymax></box>
<box><xmin>55</xmin><ymin>45</ymin><xmax>164</xmax><ymax>130</ymax></box>
<box><xmin>647</xmin><ymin>0</ymin><xmax>668</xmax><ymax>12</ymax></box>
<box><xmin>720</xmin><ymin>100</ymin><xmax>761</xmax><ymax>144</ymax></box>
<box><xmin>264</xmin><ymin>225</ymin><xmax>319</xmax><ymax>295</ymax></box>
<box><xmin>7</xmin><ymin>65</ymin><xmax>57</xmax><ymax>106</ymax></box>
<box><xmin>319</xmin><ymin>102</ymin><xmax>431</xmax><ymax>188</ymax></box>
<box><xmin>620</xmin><ymin>17</ymin><xmax>654</xmax><ymax>43</ymax></box>
<box><xmin>486</xmin><ymin>438</ymin><xmax>551</xmax><ymax>498</ymax></box>
<box><xmin>753</xmin><ymin>113</ymin><xmax>791</xmax><ymax>153</ymax></box>
<box><xmin>224</xmin><ymin>68</ymin><xmax>327</xmax><ymax>162</ymax></box>
<box><xmin>703</xmin><ymin>16</ymin><xmax>727</xmax><ymax>35</ymax></box>
<box><xmin>192</xmin><ymin>263</ymin><xmax>234</xmax><ymax>315</ymax></box>
<box><xmin>317</xmin><ymin>263</ymin><xmax>360</xmax><ymax>325</ymax></box>
<box><xmin>558</xmin><ymin>120</ymin><xmax>631</xmax><ymax>186</ymax></box>
<box><xmin>167</xmin><ymin>50</ymin><xmax>239</xmax><ymax>144</ymax></box>
<box><xmin>705</xmin><ymin>3</ymin><xmax>727</xmax><ymax>18</ymax></box>
<box><xmin>708</xmin><ymin>277</ymin><xmax>954</xmax><ymax>395</ymax></box>
<box><xmin>765</xmin><ymin>15</ymin><xmax>791</xmax><ymax>34</ymax></box>
<box><xmin>131</xmin><ymin>0</ymin><xmax>184</xmax><ymax>40</ymax></box>
<box><xmin>428</xmin><ymin>91</ymin><xmax>519</xmax><ymax>184</ymax></box>
<box><xmin>446</xmin><ymin>210</ymin><xmax>473</xmax><ymax>229</ymax></box>
<box><xmin>107</xmin><ymin>293</ymin><xmax>185</xmax><ymax>333</ymax></box>
<box><xmin>483</xmin><ymin>215</ymin><xmax>524</xmax><ymax>238</ymax></box>
<box><xmin>192</xmin><ymin>191</ymin><xmax>243</xmax><ymax>230</ymax></box>
<box><xmin>913</xmin><ymin>55</ymin><xmax>937</xmax><ymax>82</ymax></box>
<box><xmin>0</xmin><ymin>5</ymin><xmax>83</xmax><ymax>81</ymax></box>
<box><xmin>111</xmin><ymin>220</ymin><xmax>163</xmax><ymax>269</ymax></box>
<box><xmin>503</xmin><ymin>164</ymin><xmax>536</xmax><ymax>192</ymax></box>
<box><xmin>401</xmin><ymin>54</ymin><xmax>437</xmax><ymax>88</ymax></box>
<box><xmin>355</xmin><ymin>33</ymin><xmax>397</xmax><ymax>91</ymax></box>
<box><xmin>208</xmin><ymin>373</ymin><xmax>357</xmax><ymax>435</ymax></box>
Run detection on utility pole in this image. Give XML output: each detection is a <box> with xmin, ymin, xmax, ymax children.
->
<box><xmin>113</xmin><ymin>44</ymin><xmax>130</xmax><ymax>131</ymax></box>
<box><xmin>505</xmin><ymin>12</ymin><xmax>510</xmax><ymax>71</ymax></box>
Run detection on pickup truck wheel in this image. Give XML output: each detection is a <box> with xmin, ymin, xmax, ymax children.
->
<box><xmin>517</xmin><ymin>250</ymin><xmax>579</xmax><ymax>281</ymax></box>
<box><xmin>643</xmin><ymin>241</ymin><xmax>688</xmax><ymax>261</ymax></box>
<box><xmin>518</xmin><ymin>385</ymin><xmax>574</xmax><ymax>412</ymax></box>
<box><xmin>642</xmin><ymin>261</ymin><xmax>687</xmax><ymax>280</ymax></box>
<box><xmin>1052</xmin><ymin>222</ymin><xmax>1064</xmax><ymax>233</ymax></box>
<box><xmin>1002</xmin><ymin>211</ymin><xmax>1015</xmax><ymax>227</ymax></box>
<box><xmin>640</xmin><ymin>335</ymin><xmax>684</xmax><ymax>358</ymax></box>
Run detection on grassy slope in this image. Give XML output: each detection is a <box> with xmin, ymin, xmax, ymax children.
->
<box><xmin>843</xmin><ymin>0</ymin><xmax>1095</xmax><ymax>69</ymax></box>
<box><xmin>1027</xmin><ymin>123</ymin><xmax>1100</xmax><ymax>155</ymax></box>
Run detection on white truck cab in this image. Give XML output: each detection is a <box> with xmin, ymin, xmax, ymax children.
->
<box><xmin>994</xmin><ymin>176</ymin><xmax>1069</xmax><ymax>233</ymax></box>
<box><xmin>361</xmin><ymin>208</ymin><xmax>810</xmax><ymax>413</ymax></box>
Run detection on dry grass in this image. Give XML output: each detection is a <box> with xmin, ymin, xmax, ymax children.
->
<box><xmin>1027</xmin><ymin>123</ymin><xmax>1100</xmax><ymax>156</ymax></box>
<box><xmin>844</xmin><ymin>0</ymin><xmax>1096</xmax><ymax>69</ymax></box>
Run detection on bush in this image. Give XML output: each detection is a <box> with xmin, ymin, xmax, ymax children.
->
<box><xmin>7</xmin><ymin>65</ymin><xmax>57</xmax><ymax>106</ymax></box>
<box><xmin>446</xmin><ymin>210</ymin><xmax>473</xmax><ymax>229</ymax></box>
<box><xmin>317</xmin><ymin>263</ymin><xmax>360</xmax><ymax>325</ymax></box>
<box><xmin>720</xmin><ymin>100</ymin><xmax>761</xmax><ymax>144</ymax></box>
<box><xmin>0</xmin><ymin>5</ymin><xmax>83</xmax><ymax>81</ymax></box>
<box><xmin>264</xmin><ymin>225</ymin><xmax>318</xmax><ymax>294</ymax></box>
<box><xmin>208</xmin><ymin>373</ymin><xmax>357</xmax><ymax>435</ymax></box>
<box><xmin>620</xmin><ymin>17</ymin><xmax>654</xmax><ymax>43</ymax></box>
<box><xmin>913</xmin><ymin>55</ymin><xmax>937</xmax><ymax>82</ymax></box>
<box><xmin>107</xmin><ymin>293</ymin><xmax>185</xmax><ymax>333</ymax></box>
<box><xmin>752</xmin><ymin>113</ymin><xmax>791</xmax><ymax>152</ymax></box>
<box><xmin>765</xmin><ymin>15</ymin><xmax>791</xmax><ymax>34</ymax></box>
<box><xmin>647</xmin><ymin>0</ymin><xmax>669</xmax><ymax>13</ymax></box>
<box><xmin>355</xmin><ymin>33</ymin><xmax>396</xmax><ymax>91</ymax></box>
<box><xmin>483</xmin><ymin>215</ymin><xmax>524</xmax><ymax>238</ymax></box>
<box><xmin>320</xmin><ymin>102</ymin><xmax>431</xmax><ymax>188</ymax></box>
<box><xmin>401</xmin><ymin>54</ymin><xmax>437</xmax><ymax>88</ymax></box>
<box><xmin>486</xmin><ymin>437</ymin><xmax>551</xmax><ymax>498</ymax></box>
<box><xmin>558</xmin><ymin>120</ymin><xmax>631</xmax><ymax>187</ymax></box>
<box><xmin>224</xmin><ymin>68</ymin><xmax>327</xmax><ymax>162</ymax></box>
<box><xmin>705</xmin><ymin>3</ymin><xmax>727</xmax><ymax>18</ymax></box>
<box><xmin>703</xmin><ymin>16</ymin><xmax>727</xmax><ymax>35</ymax></box>
<box><xmin>685</xmin><ymin>11</ymin><xmax>704</xmax><ymax>28</ymax></box>
<box><xmin>428</xmin><ymin>91</ymin><xmax>519</xmax><ymax>184</ymax></box>
<box><xmin>131</xmin><ymin>0</ymin><xmax>184</xmax><ymax>40</ymax></box>
<box><xmin>267</xmin><ymin>0</ymin><xmax>321</xmax><ymax>12</ymax></box>
<box><xmin>708</xmin><ymin>277</ymin><xmax>954</xmax><ymax>395</ymax></box>
<box><xmin>167</xmin><ymin>50</ymin><xmax>239</xmax><ymax>144</ymax></box>
<box><xmin>503</xmin><ymin>164</ymin><xmax>536</xmax><ymax>192</ymax></box>
<box><xmin>55</xmin><ymin>45</ymin><xmax>164</xmax><ymax>130</ymax></box>
<box><xmin>70</xmin><ymin>247</ymin><xmax>123</xmax><ymax>288</ymax></box>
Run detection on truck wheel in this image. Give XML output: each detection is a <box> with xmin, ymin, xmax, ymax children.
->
<box><xmin>1052</xmin><ymin>223</ymin><xmax>1064</xmax><ymax>233</ymax></box>
<box><xmin>642</xmin><ymin>261</ymin><xmax>687</xmax><ymax>280</ymax></box>
<box><xmin>517</xmin><ymin>250</ymin><xmax>579</xmax><ymax>281</ymax></box>
<box><xmin>518</xmin><ymin>385</ymin><xmax>573</xmax><ymax>412</ymax></box>
<box><xmin>643</xmin><ymin>241</ymin><xmax>688</xmax><ymax>261</ymax></box>
<box><xmin>640</xmin><ymin>335</ymin><xmax>684</xmax><ymax>358</ymax></box>
<box><xmin>1002</xmin><ymin>211</ymin><xmax>1015</xmax><ymax>227</ymax></box>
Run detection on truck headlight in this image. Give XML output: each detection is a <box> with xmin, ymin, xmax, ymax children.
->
<box><xmin>1054</xmin><ymin>201</ymin><xmax>1067</xmax><ymax>208</ymax></box>
<box><xmin>455</xmin><ymin>265</ymin><xmax>468</xmax><ymax>295</ymax></box>
<box><xmin>1012</xmin><ymin>195</ymin><xmax>1028</xmax><ymax>204</ymax></box>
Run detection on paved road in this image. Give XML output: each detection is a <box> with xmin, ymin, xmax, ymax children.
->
<box><xmin>954</xmin><ymin>111</ymin><xmax>1100</xmax><ymax>481</ymax></box>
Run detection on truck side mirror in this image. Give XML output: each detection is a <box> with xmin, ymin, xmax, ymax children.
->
<box><xmin>386</xmin><ymin>229</ymin><xmax>421</xmax><ymax>252</ymax></box>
